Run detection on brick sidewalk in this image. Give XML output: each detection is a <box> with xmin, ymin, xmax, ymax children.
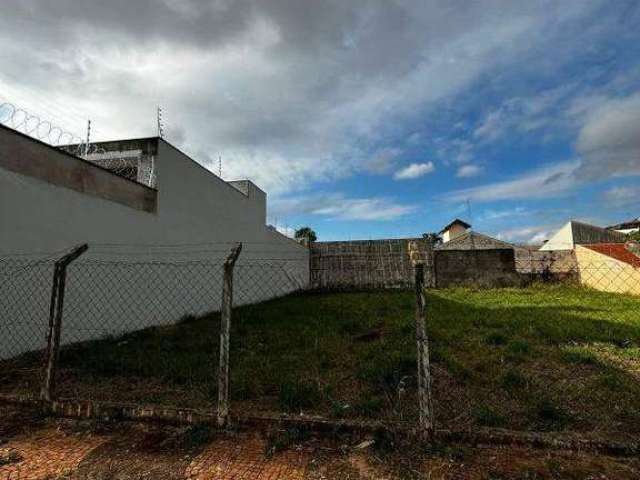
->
<box><xmin>1</xmin><ymin>427</ymin><xmax>310</xmax><ymax>480</ymax></box>
<box><xmin>2</xmin><ymin>405</ymin><xmax>640</xmax><ymax>479</ymax></box>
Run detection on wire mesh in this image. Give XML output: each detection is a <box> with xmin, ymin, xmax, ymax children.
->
<box><xmin>1</xmin><ymin>240</ymin><xmax>639</xmax><ymax>432</ymax></box>
<box><xmin>0</xmin><ymin>254</ymin><xmax>56</xmax><ymax>399</ymax></box>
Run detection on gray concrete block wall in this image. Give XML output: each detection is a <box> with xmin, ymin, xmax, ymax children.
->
<box><xmin>310</xmin><ymin>238</ymin><xmax>433</xmax><ymax>290</ymax></box>
<box><xmin>434</xmin><ymin>249</ymin><xmax>524</xmax><ymax>288</ymax></box>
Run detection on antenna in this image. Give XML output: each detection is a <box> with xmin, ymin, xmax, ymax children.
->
<box><xmin>466</xmin><ymin>198</ymin><xmax>473</xmax><ymax>224</ymax></box>
<box><xmin>157</xmin><ymin>106</ymin><xmax>164</xmax><ymax>138</ymax></box>
<box><xmin>83</xmin><ymin>119</ymin><xmax>91</xmax><ymax>158</ymax></box>
<box><xmin>218</xmin><ymin>155</ymin><xmax>222</xmax><ymax>178</ymax></box>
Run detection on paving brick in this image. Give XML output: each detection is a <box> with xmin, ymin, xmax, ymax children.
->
<box><xmin>185</xmin><ymin>435</ymin><xmax>309</xmax><ymax>480</ymax></box>
<box><xmin>0</xmin><ymin>429</ymin><xmax>108</xmax><ymax>480</ymax></box>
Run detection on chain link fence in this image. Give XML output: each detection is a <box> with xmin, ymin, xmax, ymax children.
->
<box><xmin>2</xmin><ymin>240</ymin><xmax>639</xmax><ymax>435</ymax></box>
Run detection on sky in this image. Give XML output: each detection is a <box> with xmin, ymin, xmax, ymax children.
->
<box><xmin>0</xmin><ymin>1</ymin><xmax>639</xmax><ymax>243</ymax></box>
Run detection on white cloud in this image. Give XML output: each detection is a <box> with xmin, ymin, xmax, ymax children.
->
<box><xmin>271</xmin><ymin>193</ymin><xmax>416</xmax><ymax>221</ymax></box>
<box><xmin>456</xmin><ymin>164</ymin><xmax>483</xmax><ymax>177</ymax></box>
<box><xmin>576</xmin><ymin>92</ymin><xmax>640</xmax><ymax>179</ymax></box>
<box><xmin>480</xmin><ymin>207</ymin><xmax>528</xmax><ymax>221</ymax></box>
<box><xmin>445</xmin><ymin>160</ymin><xmax>580</xmax><ymax>203</ymax></box>
<box><xmin>495</xmin><ymin>225</ymin><xmax>556</xmax><ymax>245</ymax></box>
<box><xmin>393</xmin><ymin>162</ymin><xmax>435</xmax><ymax>180</ymax></box>
<box><xmin>367</xmin><ymin>147</ymin><xmax>403</xmax><ymax>174</ymax></box>
<box><xmin>601</xmin><ymin>186</ymin><xmax>639</xmax><ymax>207</ymax></box>
<box><xmin>0</xmin><ymin>0</ymin><xmax>605</xmax><ymax>195</ymax></box>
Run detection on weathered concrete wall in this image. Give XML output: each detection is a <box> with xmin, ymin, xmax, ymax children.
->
<box><xmin>514</xmin><ymin>249</ymin><xmax>578</xmax><ymax>282</ymax></box>
<box><xmin>0</xmin><ymin>131</ymin><xmax>308</xmax><ymax>359</ymax></box>
<box><xmin>310</xmin><ymin>238</ymin><xmax>433</xmax><ymax>290</ymax></box>
<box><xmin>310</xmin><ymin>239</ymin><xmax>579</xmax><ymax>292</ymax></box>
<box><xmin>434</xmin><ymin>249</ymin><xmax>524</xmax><ymax>288</ymax></box>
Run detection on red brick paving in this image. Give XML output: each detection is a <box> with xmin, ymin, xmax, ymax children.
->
<box><xmin>0</xmin><ymin>428</ymin><xmax>109</xmax><ymax>480</ymax></box>
<box><xmin>185</xmin><ymin>435</ymin><xmax>308</xmax><ymax>480</ymax></box>
<box><xmin>0</xmin><ymin>425</ymin><xmax>310</xmax><ymax>480</ymax></box>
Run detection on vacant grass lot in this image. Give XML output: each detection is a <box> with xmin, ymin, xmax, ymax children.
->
<box><xmin>27</xmin><ymin>284</ymin><xmax>640</xmax><ymax>435</ymax></box>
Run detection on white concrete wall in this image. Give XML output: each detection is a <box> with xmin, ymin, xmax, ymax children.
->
<box><xmin>0</xmin><ymin>134</ymin><xmax>308</xmax><ymax>359</ymax></box>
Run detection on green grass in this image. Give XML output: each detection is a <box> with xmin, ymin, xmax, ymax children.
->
<box><xmin>48</xmin><ymin>284</ymin><xmax>640</xmax><ymax>433</ymax></box>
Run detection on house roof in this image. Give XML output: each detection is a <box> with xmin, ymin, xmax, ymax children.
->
<box><xmin>607</xmin><ymin>218</ymin><xmax>640</xmax><ymax>230</ymax></box>
<box><xmin>436</xmin><ymin>231</ymin><xmax>515</xmax><ymax>250</ymax></box>
<box><xmin>583</xmin><ymin>243</ymin><xmax>640</xmax><ymax>268</ymax></box>
<box><xmin>439</xmin><ymin>218</ymin><xmax>471</xmax><ymax>234</ymax></box>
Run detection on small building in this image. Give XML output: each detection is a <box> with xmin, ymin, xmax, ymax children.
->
<box><xmin>439</xmin><ymin>219</ymin><xmax>471</xmax><ymax>243</ymax></box>
<box><xmin>539</xmin><ymin>220</ymin><xmax>626</xmax><ymax>251</ymax></box>
<box><xmin>436</xmin><ymin>230</ymin><xmax>515</xmax><ymax>250</ymax></box>
<box><xmin>607</xmin><ymin>218</ymin><xmax>640</xmax><ymax>235</ymax></box>
<box><xmin>435</xmin><ymin>223</ymin><xmax>577</xmax><ymax>277</ymax></box>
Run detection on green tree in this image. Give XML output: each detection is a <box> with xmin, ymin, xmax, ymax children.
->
<box><xmin>628</xmin><ymin>230</ymin><xmax>640</xmax><ymax>242</ymax></box>
<box><xmin>294</xmin><ymin>227</ymin><xmax>317</xmax><ymax>243</ymax></box>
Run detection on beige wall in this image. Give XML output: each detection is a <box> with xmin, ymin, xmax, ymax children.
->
<box><xmin>575</xmin><ymin>245</ymin><xmax>640</xmax><ymax>295</ymax></box>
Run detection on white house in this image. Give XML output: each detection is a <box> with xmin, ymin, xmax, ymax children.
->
<box><xmin>607</xmin><ymin>218</ymin><xmax>640</xmax><ymax>235</ymax></box>
<box><xmin>439</xmin><ymin>218</ymin><xmax>472</xmax><ymax>244</ymax></box>
<box><xmin>540</xmin><ymin>220</ymin><xmax>626</xmax><ymax>251</ymax></box>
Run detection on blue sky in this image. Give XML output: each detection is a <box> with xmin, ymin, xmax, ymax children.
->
<box><xmin>1</xmin><ymin>1</ymin><xmax>639</xmax><ymax>243</ymax></box>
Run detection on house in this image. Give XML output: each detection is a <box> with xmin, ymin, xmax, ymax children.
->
<box><xmin>435</xmin><ymin>221</ymin><xmax>577</xmax><ymax>276</ymax></box>
<box><xmin>539</xmin><ymin>220</ymin><xmax>626</xmax><ymax>251</ymax></box>
<box><xmin>439</xmin><ymin>218</ymin><xmax>471</xmax><ymax>243</ymax></box>
<box><xmin>0</xmin><ymin>124</ymin><xmax>308</xmax><ymax>358</ymax></box>
<box><xmin>575</xmin><ymin>243</ymin><xmax>640</xmax><ymax>295</ymax></box>
<box><xmin>437</xmin><ymin>229</ymin><xmax>515</xmax><ymax>250</ymax></box>
<box><xmin>607</xmin><ymin>218</ymin><xmax>640</xmax><ymax>235</ymax></box>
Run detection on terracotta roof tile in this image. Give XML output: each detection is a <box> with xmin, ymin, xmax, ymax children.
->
<box><xmin>583</xmin><ymin>243</ymin><xmax>640</xmax><ymax>268</ymax></box>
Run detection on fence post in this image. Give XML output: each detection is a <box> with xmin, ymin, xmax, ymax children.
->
<box><xmin>40</xmin><ymin>244</ymin><xmax>89</xmax><ymax>402</ymax></box>
<box><xmin>414</xmin><ymin>263</ymin><xmax>434</xmax><ymax>440</ymax></box>
<box><xmin>217</xmin><ymin>242</ymin><xmax>242</xmax><ymax>427</ymax></box>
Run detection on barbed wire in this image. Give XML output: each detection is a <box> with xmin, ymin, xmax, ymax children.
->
<box><xmin>0</xmin><ymin>100</ymin><xmax>155</xmax><ymax>187</ymax></box>
<box><xmin>0</xmin><ymin>101</ymin><xmax>83</xmax><ymax>146</ymax></box>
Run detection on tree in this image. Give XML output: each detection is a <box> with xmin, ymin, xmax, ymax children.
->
<box><xmin>294</xmin><ymin>226</ymin><xmax>317</xmax><ymax>243</ymax></box>
<box><xmin>628</xmin><ymin>230</ymin><xmax>640</xmax><ymax>242</ymax></box>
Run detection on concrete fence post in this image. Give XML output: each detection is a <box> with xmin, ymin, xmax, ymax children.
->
<box><xmin>217</xmin><ymin>242</ymin><xmax>242</xmax><ymax>428</ymax></box>
<box><xmin>40</xmin><ymin>244</ymin><xmax>89</xmax><ymax>402</ymax></box>
<box><xmin>414</xmin><ymin>263</ymin><xmax>434</xmax><ymax>440</ymax></box>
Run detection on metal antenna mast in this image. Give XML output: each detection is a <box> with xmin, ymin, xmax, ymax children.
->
<box><xmin>157</xmin><ymin>106</ymin><xmax>164</xmax><ymax>138</ymax></box>
<box><xmin>218</xmin><ymin>155</ymin><xmax>222</xmax><ymax>178</ymax></box>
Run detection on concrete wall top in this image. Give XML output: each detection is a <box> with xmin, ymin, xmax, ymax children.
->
<box><xmin>0</xmin><ymin>124</ymin><xmax>157</xmax><ymax>213</ymax></box>
<box><xmin>0</xmin><ymin>128</ymin><xmax>305</xmax><ymax>260</ymax></box>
